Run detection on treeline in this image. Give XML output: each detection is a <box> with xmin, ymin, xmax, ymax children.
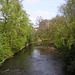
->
<box><xmin>36</xmin><ymin>0</ymin><xmax>75</xmax><ymax>74</ymax></box>
<box><xmin>0</xmin><ymin>0</ymin><xmax>34</xmax><ymax>65</ymax></box>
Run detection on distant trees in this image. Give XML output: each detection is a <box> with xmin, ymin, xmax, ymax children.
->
<box><xmin>0</xmin><ymin>0</ymin><xmax>33</xmax><ymax>63</ymax></box>
<box><xmin>36</xmin><ymin>16</ymin><xmax>42</xmax><ymax>27</ymax></box>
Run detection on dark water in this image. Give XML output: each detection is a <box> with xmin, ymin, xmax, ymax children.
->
<box><xmin>0</xmin><ymin>42</ymin><xmax>67</xmax><ymax>75</ymax></box>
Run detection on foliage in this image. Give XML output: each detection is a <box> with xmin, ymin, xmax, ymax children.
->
<box><xmin>59</xmin><ymin>0</ymin><xmax>75</xmax><ymax>23</ymax></box>
<box><xmin>36</xmin><ymin>0</ymin><xmax>75</xmax><ymax>73</ymax></box>
<box><xmin>0</xmin><ymin>43</ymin><xmax>4</xmax><ymax>62</ymax></box>
<box><xmin>0</xmin><ymin>0</ymin><xmax>33</xmax><ymax>63</ymax></box>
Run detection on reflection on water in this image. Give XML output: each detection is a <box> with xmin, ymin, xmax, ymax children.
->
<box><xmin>0</xmin><ymin>43</ymin><xmax>67</xmax><ymax>75</ymax></box>
<box><xmin>31</xmin><ymin>49</ymin><xmax>40</xmax><ymax>57</ymax></box>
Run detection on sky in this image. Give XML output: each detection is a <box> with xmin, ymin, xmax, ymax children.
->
<box><xmin>22</xmin><ymin>0</ymin><xmax>65</xmax><ymax>26</ymax></box>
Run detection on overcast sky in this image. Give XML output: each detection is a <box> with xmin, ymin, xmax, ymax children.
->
<box><xmin>22</xmin><ymin>0</ymin><xmax>65</xmax><ymax>25</ymax></box>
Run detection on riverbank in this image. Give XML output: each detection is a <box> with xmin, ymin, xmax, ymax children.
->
<box><xmin>0</xmin><ymin>40</ymin><xmax>60</xmax><ymax>67</ymax></box>
<box><xmin>0</xmin><ymin>41</ymin><xmax>42</xmax><ymax>66</ymax></box>
<box><xmin>0</xmin><ymin>43</ymin><xmax>30</xmax><ymax>66</ymax></box>
<box><xmin>0</xmin><ymin>42</ymin><xmax>67</xmax><ymax>75</ymax></box>
<box><xmin>39</xmin><ymin>45</ymin><xmax>60</xmax><ymax>57</ymax></box>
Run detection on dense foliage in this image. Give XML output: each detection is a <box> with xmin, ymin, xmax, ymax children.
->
<box><xmin>37</xmin><ymin>0</ymin><xmax>75</xmax><ymax>74</ymax></box>
<box><xmin>0</xmin><ymin>0</ymin><xmax>33</xmax><ymax>63</ymax></box>
<box><xmin>0</xmin><ymin>0</ymin><xmax>75</xmax><ymax>74</ymax></box>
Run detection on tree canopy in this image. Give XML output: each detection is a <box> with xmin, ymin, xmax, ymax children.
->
<box><xmin>36</xmin><ymin>0</ymin><xmax>75</xmax><ymax>73</ymax></box>
<box><xmin>0</xmin><ymin>0</ymin><xmax>33</xmax><ymax>63</ymax></box>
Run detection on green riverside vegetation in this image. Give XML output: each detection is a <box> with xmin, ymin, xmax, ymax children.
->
<box><xmin>0</xmin><ymin>0</ymin><xmax>75</xmax><ymax>74</ymax></box>
<box><xmin>0</xmin><ymin>0</ymin><xmax>34</xmax><ymax>65</ymax></box>
<box><xmin>36</xmin><ymin>0</ymin><xmax>75</xmax><ymax>74</ymax></box>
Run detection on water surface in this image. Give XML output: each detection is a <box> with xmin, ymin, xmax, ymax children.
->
<box><xmin>0</xmin><ymin>43</ymin><xmax>66</xmax><ymax>75</ymax></box>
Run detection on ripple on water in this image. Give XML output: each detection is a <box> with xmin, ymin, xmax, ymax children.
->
<box><xmin>0</xmin><ymin>45</ymin><xmax>66</xmax><ymax>75</ymax></box>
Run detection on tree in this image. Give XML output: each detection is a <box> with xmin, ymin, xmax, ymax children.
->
<box><xmin>0</xmin><ymin>0</ymin><xmax>33</xmax><ymax>62</ymax></box>
<box><xmin>35</xmin><ymin>16</ymin><xmax>42</xmax><ymax>27</ymax></box>
<box><xmin>59</xmin><ymin>0</ymin><xmax>75</xmax><ymax>22</ymax></box>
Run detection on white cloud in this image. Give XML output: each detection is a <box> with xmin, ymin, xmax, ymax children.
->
<box><xmin>28</xmin><ymin>10</ymin><xmax>53</xmax><ymax>19</ymax></box>
<box><xmin>27</xmin><ymin>10</ymin><xmax>53</xmax><ymax>25</ymax></box>
<box><xmin>22</xmin><ymin>0</ymin><xmax>40</xmax><ymax>5</ymax></box>
<box><xmin>32</xmin><ymin>11</ymin><xmax>51</xmax><ymax>18</ymax></box>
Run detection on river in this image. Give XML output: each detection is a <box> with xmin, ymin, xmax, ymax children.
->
<box><xmin>0</xmin><ymin>42</ymin><xmax>67</xmax><ymax>75</ymax></box>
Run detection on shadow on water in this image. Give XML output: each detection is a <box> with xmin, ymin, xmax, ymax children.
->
<box><xmin>0</xmin><ymin>41</ymin><xmax>67</xmax><ymax>75</ymax></box>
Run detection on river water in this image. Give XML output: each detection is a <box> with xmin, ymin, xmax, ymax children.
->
<box><xmin>0</xmin><ymin>42</ymin><xmax>67</xmax><ymax>75</ymax></box>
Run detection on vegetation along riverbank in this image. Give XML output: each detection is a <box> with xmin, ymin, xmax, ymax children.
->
<box><xmin>35</xmin><ymin>0</ymin><xmax>75</xmax><ymax>74</ymax></box>
<box><xmin>0</xmin><ymin>0</ymin><xmax>36</xmax><ymax>66</ymax></box>
<box><xmin>0</xmin><ymin>0</ymin><xmax>75</xmax><ymax>75</ymax></box>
